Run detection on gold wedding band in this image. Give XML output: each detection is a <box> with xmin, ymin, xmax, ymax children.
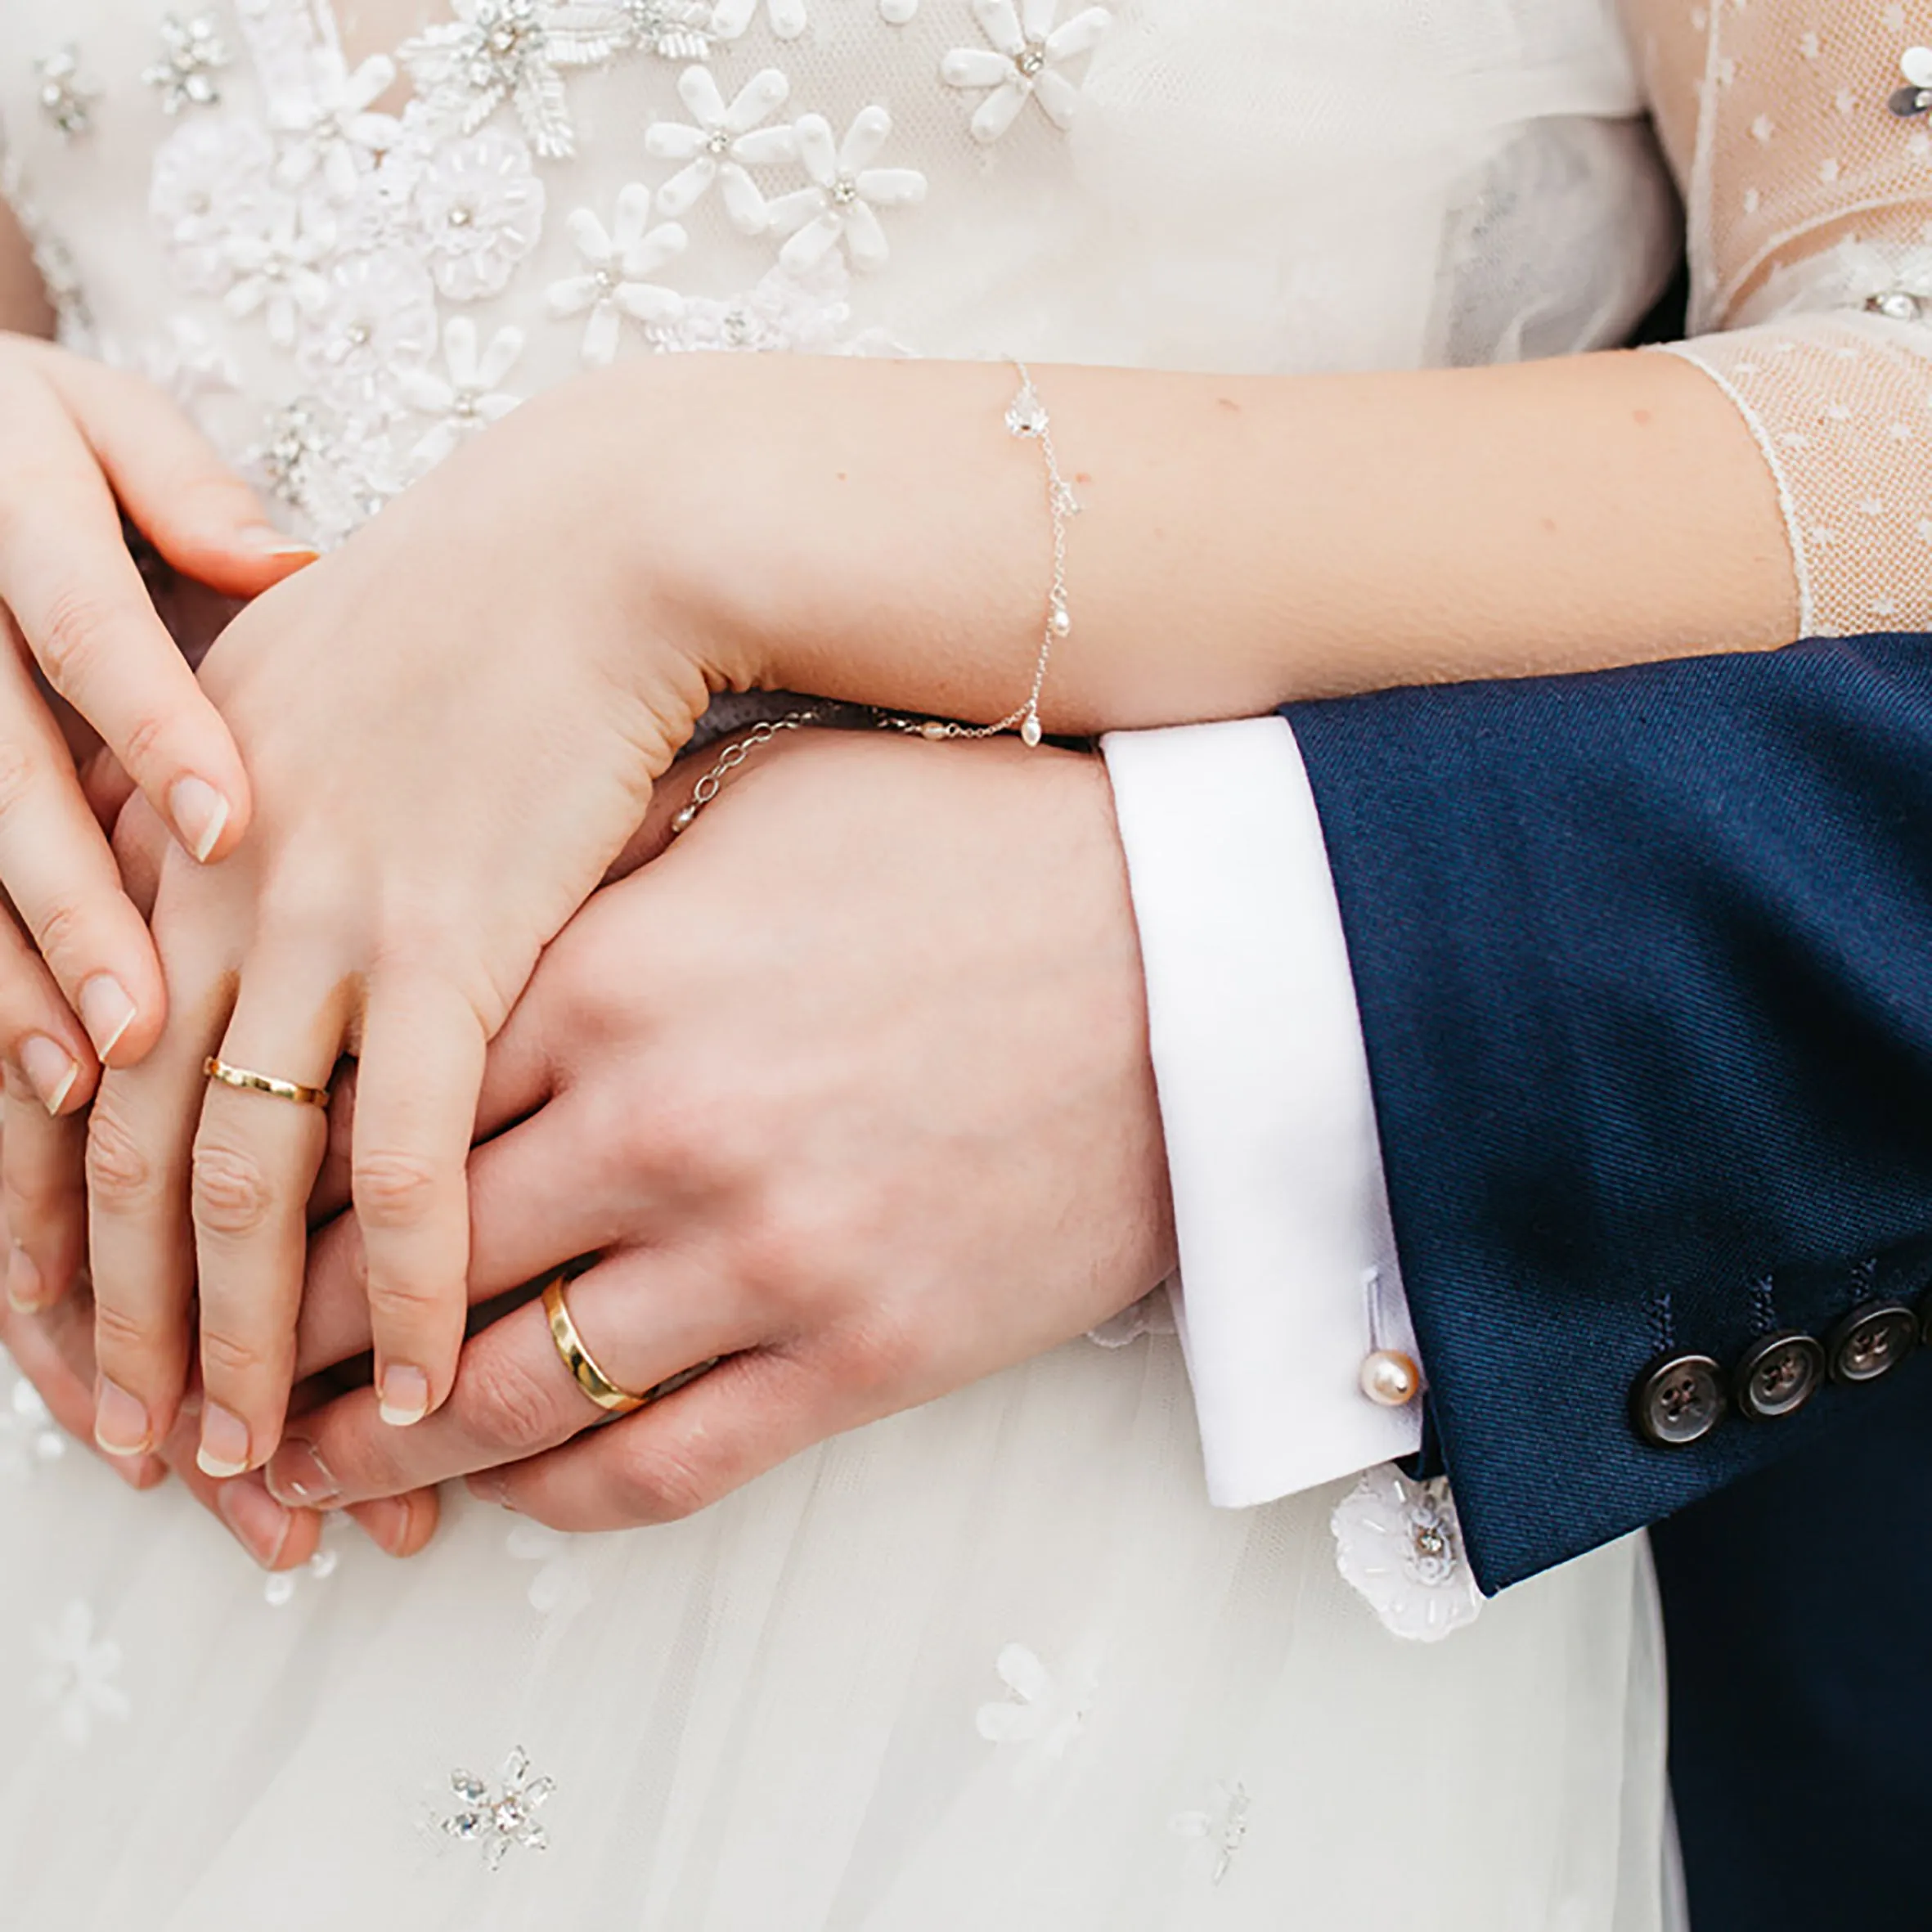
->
<box><xmin>541</xmin><ymin>1274</ymin><xmax>717</xmax><ymax>1418</ymax></box>
<box><xmin>202</xmin><ymin>1056</ymin><xmax>331</xmax><ymax>1108</ymax></box>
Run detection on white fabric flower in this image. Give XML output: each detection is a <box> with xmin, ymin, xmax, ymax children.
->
<box><xmin>710</xmin><ymin>0</ymin><xmax>809</xmax><ymax>43</ymax></box>
<box><xmin>268</xmin><ymin>47</ymin><xmax>402</xmax><ymax>202</ymax></box>
<box><xmin>414</xmin><ymin>128</ymin><xmax>547</xmax><ymax>301</ymax></box>
<box><xmin>974</xmin><ymin>1638</ymin><xmax>1103</xmax><ymax>1789</ymax></box>
<box><xmin>1331</xmin><ymin>1467</ymin><xmax>1483</xmax><ymax>1643</ymax></box>
<box><xmin>547</xmin><ymin>184</ymin><xmax>688</xmax><ymax>364</ymax></box>
<box><xmin>645</xmin><ymin>66</ymin><xmax>795</xmax><ymax>231</ymax></box>
<box><xmin>399</xmin><ymin>0</ymin><xmax>624</xmax><ymax>161</ymax></box>
<box><xmin>138</xmin><ymin>315</ymin><xmax>242</xmax><ymax>408</ymax></box>
<box><xmin>505</xmin><ymin>1522</ymin><xmax>595</xmax><ymax>1617</ymax></box>
<box><xmin>222</xmin><ymin>201</ymin><xmax>336</xmax><ymax>349</ymax></box>
<box><xmin>653</xmin><ymin>257</ymin><xmax>852</xmax><ymax>353</ymax></box>
<box><xmin>150</xmin><ymin>116</ymin><xmax>280</xmax><ymax>294</ymax></box>
<box><xmin>0</xmin><ymin>1373</ymin><xmax>67</xmax><ymax>1480</ymax></box>
<box><xmin>941</xmin><ymin>0</ymin><xmax>1113</xmax><ymax>144</ymax></box>
<box><xmin>299</xmin><ymin>249</ymin><xmax>440</xmax><ymax>411</ymax></box>
<box><xmin>402</xmin><ymin>317</ymin><xmax>527</xmax><ymax>469</ymax></box>
<box><xmin>264</xmin><ymin>1543</ymin><xmax>340</xmax><ymax>1608</ymax></box>
<box><xmin>34</xmin><ymin>1602</ymin><xmax>130</xmax><ymax>1747</ymax></box>
<box><xmin>764</xmin><ymin>108</ymin><xmax>926</xmax><ymax>274</ymax></box>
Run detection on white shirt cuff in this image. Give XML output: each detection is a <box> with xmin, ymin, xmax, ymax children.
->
<box><xmin>1102</xmin><ymin>717</ymin><xmax>1422</xmax><ymax>1507</ymax></box>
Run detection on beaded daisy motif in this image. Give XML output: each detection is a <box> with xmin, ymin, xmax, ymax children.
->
<box><xmin>441</xmin><ymin>1746</ymin><xmax>557</xmax><ymax>1866</ymax></box>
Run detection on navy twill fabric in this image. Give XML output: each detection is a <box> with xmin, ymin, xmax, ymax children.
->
<box><xmin>1651</xmin><ymin>1358</ymin><xmax>1932</xmax><ymax>1932</ymax></box>
<box><xmin>1284</xmin><ymin>635</ymin><xmax>1932</xmax><ymax>1592</ymax></box>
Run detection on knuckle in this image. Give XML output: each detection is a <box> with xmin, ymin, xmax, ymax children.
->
<box><xmin>611</xmin><ymin>1438</ymin><xmax>716</xmax><ymax>1523</ymax></box>
<box><xmin>352</xmin><ymin>1149</ymin><xmax>442</xmax><ymax>1230</ymax></box>
<box><xmin>0</xmin><ymin>737</ymin><xmax>37</xmax><ymax>820</ymax></box>
<box><xmin>114</xmin><ymin>710</ymin><xmax>169</xmax><ymax>780</ymax></box>
<box><xmin>827</xmin><ymin>1310</ymin><xmax>924</xmax><ymax>1400</ymax></box>
<box><xmin>92</xmin><ymin>1291</ymin><xmax>173</xmax><ymax>1364</ymax></box>
<box><xmin>29</xmin><ymin>897</ymin><xmax>86</xmax><ymax>973</ymax></box>
<box><xmin>458</xmin><ymin>1349</ymin><xmax>565</xmax><ymax>1457</ymax></box>
<box><xmin>35</xmin><ymin>586</ymin><xmax>117</xmax><ymax>694</ymax></box>
<box><xmin>200</xmin><ymin>1321</ymin><xmax>273</xmax><ymax>1384</ymax></box>
<box><xmin>362</xmin><ymin>1267</ymin><xmax>449</xmax><ymax>1331</ymax></box>
<box><xmin>85</xmin><ymin>1100</ymin><xmax>157</xmax><ymax>1209</ymax></box>
<box><xmin>191</xmin><ymin>1139</ymin><xmax>276</xmax><ymax>1239</ymax></box>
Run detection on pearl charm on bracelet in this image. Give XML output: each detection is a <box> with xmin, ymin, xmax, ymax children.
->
<box><xmin>1359</xmin><ymin>1349</ymin><xmax>1422</xmax><ymax>1407</ymax></box>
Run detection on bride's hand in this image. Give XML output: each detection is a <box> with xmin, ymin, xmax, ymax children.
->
<box><xmin>82</xmin><ymin>370</ymin><xmax>732</xmax><ymax>1480</ymax></box>
<box><xmin>0</xmin><ymin>336</ymin><xmax>312</xmax><ymax>1310</ymax></box>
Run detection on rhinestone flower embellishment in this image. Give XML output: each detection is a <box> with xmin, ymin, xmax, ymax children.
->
<box><xmin>442</xmin><ymin>1746</ymin><xmax>556</xmax><ymax>1867</ymax></box>
<box><xmin>144</xmin><ymin>13</ymin><xmax>231</xmax><ymax>115</ymax></box>
<box><xmin>35</xmin><ymin>47</ymin><xmax>101</xmax><ymax>139</ymax></box>
<box><xmin>1331</xmin><ymin>1467</ymin><xmax>1482</xmax><ymax>1643</ymax></box>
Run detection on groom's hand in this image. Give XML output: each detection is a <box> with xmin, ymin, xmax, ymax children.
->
<box><xmin>264</xmin><ymin>730</ymin><xmax>1175</xmax><ymax>1528</ymax></box>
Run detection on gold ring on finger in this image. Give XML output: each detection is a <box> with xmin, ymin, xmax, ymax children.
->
<box><xmin>541</xmin><ymin>1273</ymin><xmax>717</xmax><ymax>1418</ymax></box>
<box><xmin>202</xmin><ymin>1056</ymin><xmax>331</xmax><ymax>1109</ymax></box>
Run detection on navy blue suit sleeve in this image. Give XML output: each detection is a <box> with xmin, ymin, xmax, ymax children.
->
<box><xmin>1284</xmin><ymin>634</ymin><xmax>1932</xmax><ymax>1593</ymax></box>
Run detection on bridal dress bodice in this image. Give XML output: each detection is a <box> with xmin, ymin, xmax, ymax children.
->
<box><xmin>0</xmin><ymin>0</ymin><xmax>1682</xmax><ymax>549</ymax></box>
<box><xmin>0</xmin><ymin>3</ymin><xmax>1746</xmax><ymax>1930</ymax></box>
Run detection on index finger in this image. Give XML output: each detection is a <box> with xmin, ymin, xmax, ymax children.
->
<box><xmin>0</xmin><ymin>375</ymin><xmax>251</xmax><ymax>867</ymax></box>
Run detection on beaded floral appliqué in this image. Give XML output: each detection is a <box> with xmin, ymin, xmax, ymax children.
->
<box><xmin>145</xmin><ymin>12</ymin><xmax>233</xmax><ymax>116</ymax></box>
<box><xmin>1332</xmin><ymin>1466</ymin><xmax>1482</xmax><ymax>1642</ymax></box>
<box><xmin>35</xmin><ymin>47</ymin><xmax>101</xmax><ymax>140</ymax></box>
<box><xmin>441</xmin><ymin>1746</ymin><xmax>557</xmax><ymax>1866</ymax></box>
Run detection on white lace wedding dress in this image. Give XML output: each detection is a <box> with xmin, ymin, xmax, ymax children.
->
<box><xmin>0</xmin><ymin>1</ymin><xmax>1695</xmax><ymax>1925</ymax></box>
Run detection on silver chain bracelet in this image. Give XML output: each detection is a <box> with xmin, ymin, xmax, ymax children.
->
<box><xmin>667</xmin><ymin>359</ymin><xmax>1079</xmax><ymax>841</ymax></box>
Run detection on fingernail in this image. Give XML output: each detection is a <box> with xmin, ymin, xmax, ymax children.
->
<box><xmin>216</xmin><ymin>1480</ymin><xmax>294</xmax><ymax>1570</ymax></box>
<box><xmin>359</xmin><ymin>1494</ymin><xmax>419</xmax><ymax>1557</ymax></box>
<box><xmin>19</xmin><ymin>1034</ymin><xmax>79</xmax><ymax>1116</ymax></box>
<box><xmin>196</xmin><ymin>1400</ymin><xmax>251</xmax><ymax>1479</ymax></box>
<box><xmin>6</xmin><ymin>1243</ymin><xmax>45</xmax><ymax>1313</ymax></box>
<box><xmin>378</xmin><ymin>1364</ymin><xmax>430</xmax><ymax>1429</ymax></box>
<box><xmin>94</xmin><ymin>1378</ymin><xmax>153</xmax><ymax>1458</ymax></box>
<box><xmin>265</xmin><ymin>1437</ymin><xmax>339</xmax><ymax>1508</ymax></box>
<box><xmin>239</xmin><ymin>527</ymin><xmax>321</xmax><ymax>562</ymax></box>
<box><xmin>465</xmin><ymin>1471</ymin><xmax>508</xmax><ymax>1507</ymax></box>
<box><xmin>167</xmin><ymin>775</ymin><xmax>231</xmax><ymax>865</ymax></box>
<box><xmin>78</xmin><ymin>976</ymin><xmax>137</xmax><ymax>1063</ymax></box>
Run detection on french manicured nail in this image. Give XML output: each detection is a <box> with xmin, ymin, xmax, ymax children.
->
<box><xmin>167</xmin><ymin>775</ymin><xmax>231</xmax><ymax>864</ymax></box>
<box><xmin>379</xmin><ymin>1365</ymin><xmax>430</xmax><ymax>1428</ymax></box>
<box><xmin>216</xmin><ymin>1480</ymin><xmax>294</xmax><ymax>1570</ymax></box>
<box><xmin>78</xmin><ymin>975</ymin><xmax>137</xmax><ymax>1063</ymax></box>
<box><xmin>6</xmin><ymin>1243</ymin><xmax>44</xmax><ymax>1313</ymax></box>
<box><xmin>265</xmin><ymin>1437</ymin><xmax>339</xmax><ymax>1508</ymax></box>
<box><xmin>94</xmin><ymin>1378</ymin><xmax>153</xmax><ymax>1458</ymax></box>
<box><xmin>19</xmin><ymin>1033</ymin><xmax>79</xmax><ymax>1116</ymax></box>
<box><xmin>239</xmin><ymin>527</ymin><xmax>321</xmax><ymax>561</ymax></box>
<box><xmin>465</xmin><ymin>1472</ymin><xmax>510</xmax><ymax>1508</ymax></box>
<box><xmin>196</xmin><ymin>1400</ymin><xmax>251</xmax><ymax>1479</ymax></box>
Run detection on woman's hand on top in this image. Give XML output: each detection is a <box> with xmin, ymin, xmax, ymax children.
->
<box><xmin>0</xmin><ymin>333</ymin><xmax>315</xmax><ymax>1317</ymax></box>
<box><xmin>80</xmin><ymin>365</ymin><xmax>735</xmax><ymax>1484</ymax></box>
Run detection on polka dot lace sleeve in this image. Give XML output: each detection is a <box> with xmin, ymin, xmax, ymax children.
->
<box><xmin>1624</xmin><ymin>1</ymin><xmax>1932</xmax><ymax>637</ymax></box>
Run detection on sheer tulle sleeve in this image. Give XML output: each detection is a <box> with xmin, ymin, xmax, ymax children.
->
<box><xmin>1624</xmin><ymin>0</ymin><xmax>1932</xmax><ymax>636</ymax></box>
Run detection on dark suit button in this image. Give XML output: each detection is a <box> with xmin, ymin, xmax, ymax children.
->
<box><xmin>1633</xmin><ymin>1353</ymin><xmax>1726</xmax><ymax>1446</ymax></box>
<box><xmin>1734</xmin><ymin>1331</ymin><xmax>1826</xmax><ymax>1419</ymax></box>
<box><xmin>1827</xmin><ymin>1301</ymin><xmax>1920</xmax><ymax>1385</ymax></box>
